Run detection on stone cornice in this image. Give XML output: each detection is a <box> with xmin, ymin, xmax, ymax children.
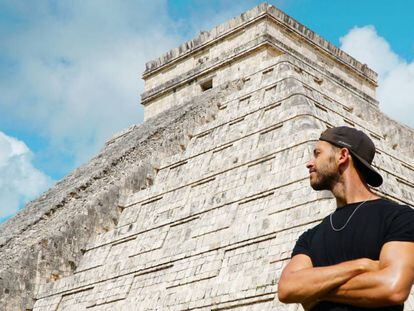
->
<box><xmin>142</xmin><ymin>3</ymin><xmax>377</xmax><ymax>83</ymax></box>
<box><xmin>140</xmin><ymin>34</ymin><xmax>377</xmax><ymax>107</ymax></box>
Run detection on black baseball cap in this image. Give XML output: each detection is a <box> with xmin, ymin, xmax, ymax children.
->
<box><xmin>319</xmin><ymin>126</ymin><xmax>383</xmax><ymax>187</ymax></box>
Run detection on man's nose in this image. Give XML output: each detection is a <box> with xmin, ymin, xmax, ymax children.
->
<box><xmin>306</xmin><ymin>159</ymin><xmax>314</xmax><ymax>169</ymax></box>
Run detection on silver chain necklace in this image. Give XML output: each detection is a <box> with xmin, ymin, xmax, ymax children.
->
<box><xmin>330</xmin><ymin>200</ymin><xmax>368</xmax><ymax>232</ymax></box>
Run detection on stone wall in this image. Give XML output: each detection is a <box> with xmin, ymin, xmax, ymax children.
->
<box><xmin>141</xmin><ymin>4</ymin><xmax>379</xmax><ymax>121</ymax></box>
<box><xmin>143</xmin><ymin>3</ymin><xmax>376</xmax><ymax>82</ymax></box>
<box><xmin>0</xmin><ymin>81</ymin><xmax>239</xmax><ymax>310</ymax></box>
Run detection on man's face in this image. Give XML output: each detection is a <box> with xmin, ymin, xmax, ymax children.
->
<box><xmin>306</xmin><ymin>141</ymin><xmax>340</xmax><ymax>191</ymax></box>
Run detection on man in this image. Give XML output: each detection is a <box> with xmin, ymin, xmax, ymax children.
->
<box><xmin>278</xmin><ymin>126</ymin><xmax>414</xmax><ymax>310</ymax></box>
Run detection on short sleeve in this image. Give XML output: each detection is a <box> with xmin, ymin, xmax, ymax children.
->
<box><xmin>291</xmin><ymin>228</ymin><xmax>314</xmax><ymax>258</ymax></box>
<box><xmin>383</xmin><ymin>205</ymin><xmax>414</xmax><ymax>244</ymax></box>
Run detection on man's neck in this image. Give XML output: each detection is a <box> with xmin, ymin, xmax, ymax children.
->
<box><xmin>331</xmin><ymin>180</ymin><xmax>379</xmax><ymax>208</ymax></box>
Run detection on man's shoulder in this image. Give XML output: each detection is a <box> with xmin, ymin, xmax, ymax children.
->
<box><xmin>301</xmin><ymin>222</ymin><xmax>322</xmax><ymax>238</ymax></box>
<box><xmin>374</xmin><ymin>198</ymin><xmax>413</xmax><ymax>213</ymax></box>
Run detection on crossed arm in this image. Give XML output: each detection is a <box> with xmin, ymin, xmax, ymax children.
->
<box><xmin>277</xmin><ymin>241</ymin><xmax>414</xmax><ymax>309</ymax></box>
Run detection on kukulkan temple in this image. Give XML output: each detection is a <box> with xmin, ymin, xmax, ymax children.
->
<box><xmin>1</xmin><ymin>3</ymin><xmax>414</xmax><ymax>310</ymax></box>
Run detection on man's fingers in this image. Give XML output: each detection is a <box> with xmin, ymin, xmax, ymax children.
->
<box><xmin>358</xmin><ymin>258</ymin><xmax>381</xmax><ymax>273</ymax></box>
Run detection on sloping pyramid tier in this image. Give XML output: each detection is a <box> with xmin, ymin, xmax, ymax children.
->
<box><xmin>33</xmin><ymin>56</ymin><xmax>414</xmax><ymax>310</ymax></box>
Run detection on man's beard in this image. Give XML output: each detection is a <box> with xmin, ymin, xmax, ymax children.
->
<box><xmin>310</xmin><ymin>165</ymin><xmax>339</xmax><ymax>191</ymax></box>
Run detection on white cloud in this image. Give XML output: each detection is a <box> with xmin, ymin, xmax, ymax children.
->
<box><xmin>340</xmin><ymin>26</ymin><xmax>414</xmax><ymax>129</ymax></box>
<box><xmin>0</xmin><ymin>131</ymin><xmax>53</xmax><ymax>218</ymax></box>
<box><xmin>0</xmin><ymin>0</ymin><xmax>181</xmax><ymax>173</ymax></box>
<box><xmin>0</xmin><ymin>1</ymin><xmax>264</xmax><ymax>177</ymax></box>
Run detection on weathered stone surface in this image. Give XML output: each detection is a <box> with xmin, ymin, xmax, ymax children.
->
<box><xmin>1</xmin><ymin>2</ymin><xmax>414</xmax><ymax>311</ymax></box>
<box><xmin>0</xmin><ymin>80</ymin><xmax>236</xmax><ymax>310</ymax></box>
<box><xmin>143</xmin><ymin>3</ymin><xmax>376</xmax><ymax>82</ymax></box>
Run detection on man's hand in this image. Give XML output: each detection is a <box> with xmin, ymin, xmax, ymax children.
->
<box><xmin>360</xmin><ymin>258</ymin><xmax>380</xmax><ymax>272</ymax></box>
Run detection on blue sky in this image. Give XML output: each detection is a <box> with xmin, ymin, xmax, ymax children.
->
<box><xmin>0</xmin><ymin>0</ymin><xmax>413</xmax><ymax>222</ymax></box>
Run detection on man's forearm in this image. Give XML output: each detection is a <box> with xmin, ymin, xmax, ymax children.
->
<box><xmin>278</xmin><ymin>258</ymin><xmax>373</xmax><ymax>304</ymax></box>
<box><xmin>323</xmin><ymin>267</ymin><xmax>408</xmax><ymax>308</ymax></box>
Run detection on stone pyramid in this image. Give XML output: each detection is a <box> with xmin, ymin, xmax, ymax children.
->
<box><xmin>1</xmin><ymin>3</ymin><xmax>414</xmax><ymax>311</ymax></box>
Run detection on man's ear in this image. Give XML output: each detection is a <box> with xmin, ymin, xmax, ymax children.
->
<box><xmin>338</xmin><ymin>147</ymin><xmax>350</xmax><ymax>165</ymax></box>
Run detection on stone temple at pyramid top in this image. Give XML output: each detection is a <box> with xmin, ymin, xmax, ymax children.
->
<box><xmin>140</xmin><ymin>3</ymin><xmax>378</xmax><ymax>121</ymax></box>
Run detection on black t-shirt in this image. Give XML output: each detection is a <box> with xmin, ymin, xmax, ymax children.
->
<box><xmin>291</xmin><ymin>198</ymin><xmax>414</xmax><ymax>311</ymax></box>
